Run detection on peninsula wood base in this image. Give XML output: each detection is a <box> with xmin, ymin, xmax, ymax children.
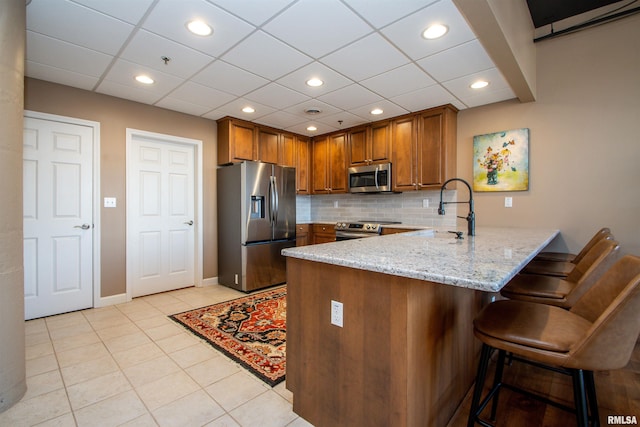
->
<box><xmin>286</xmin><ymin>258</ymin><xmax>487</xmax><ymax>427</ymax></box>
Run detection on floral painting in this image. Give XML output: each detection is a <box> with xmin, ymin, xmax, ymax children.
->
<box><xmin>473</xmin><ymin>128</ymin><xmax>529</xmax><ymax>192</ymax></box>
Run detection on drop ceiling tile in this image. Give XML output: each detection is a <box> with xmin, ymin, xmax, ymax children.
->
<box><xmin>72</xmin><ymin>0</ymin><xmax>155</xmax><ymax>24</ymax></box>
<box><xmin>154</xmin><ymin>97</ymin><xmax>212</xmax><ymax>117</ymax></box>
<box><xmin>255</xmin><ymin>111</ymin><xmax>307</xmax><ymax>130</ymax></box>
<box><xmin>360</xmin><ymin>63</ymin><xmax>436</xmax><ymax>98</ymax></box>
<box><xmin>283</xmin><ymin>99</ymin><xmax>342</xmax><ymax>120</ymax></box>
<box><xmin>191</xmin><ymin>60</ymin><xmax>268</xmax><ymax>96</ymax></box>
<box><xmin>286</xmin><ymin>122</ymin><xmax>334</xmax><ymax>137</ymax></box>
<box><xmin>349</xmin><ymin>100</ymin><xmax>409</xmax><ymax>121</ymax></box>
<box><xmin>390</xmin><ymin>84</ymin><xmax>463</xmax><ymax>111</ymax></box>
<box><xmin>263</xmin><ymin>0</ymin><xmax>372</xmax><ymax>59</ymax></box>
<box><xmin>276</xmin><ymin>62</ymin><xmax>353</xmax><ymax>97</ymax></box>
<box><xmin>244</xmin><ymin>83</ymin><xmax>310</xmax><ymax>110</ymax></box>
<box><xmin>97</xmin><ymin>80</ymin><xmax>167</xmax><ymax>105</ymax></box>
<box><xmin>26</xmin><ymin>31</ymin><xmax>113</xmax><ymax>78</ymax></box>
<box><xmin>121</xmin><ymin>30</ymin><xmax>214</xmax><ymax>78</ymax></box>
<box><xmin>26</xmin><ymin>0</ymin><xmax>134</xmax><ymax>55</ymax></box>
<box><xmin>222</xmin><ymin>31</ymin><xmax>313</xmax><ymax>81</ymax></box>
<box><xmin>207</xmin><ymin>0</ymin><xmax>296</xmax><ymax>26</ymax></box>
<box><xmin>381</xmin><ymin>0</ymin><xmax>476</xmax><ymax>61</ymax></box>
<box><xmin>315</xmin><ymin>111</ymin><xmax>369</xmax><ymax>130</ymax></box>
<box><xmin>317</xmin><ymin>84</ymin><xmax>383</xmax><ymax>110</ymax></box>
<box><xmin>321</xmin><ymin>33</ymin><xmax>409</xmax><ymax>81</ymax></box>
<box><xmin>343</xmin><ymin>0</ymin><xmax>437</xmax><ymax>27</ymax></box>
<box><xmin>461</xmin><ymin>87</ymin><xmax>517</xmax><ymax>108</ymax></box>
<box><xmin>25</xmin><ymin>61</ymin><xmax>100</xmax><ymax>91</ymax></box>
<box><xmin>142</xmin><ymin>0</ymin><xmax>255</xmax><ymax>58</ymax></box>
<box><xmin>208</xmin><ymin>98</ymin><xmax>278</xmax><ymax>121</ymax></box>
<box><xmin>417</xmin><ymin>40</ymin><xmax>494</xmax><ymax>82</ymax></box>
<box><xmin>162</xmin><ymin>81</ymin><xmax>236</xmax><ymax>110</ymax></box>
<box><xmin>98</xmin><ymin>59</ymin><xmax>183</xmax><ymax>100</ymax></box>
<box><xmin>441</xmin><ymin>68</ymin><xmax>514</xmax><ymax>106</ymax></box>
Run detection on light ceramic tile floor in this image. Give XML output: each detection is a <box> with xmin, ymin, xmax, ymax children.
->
<box><xmin>2</xmin><ymin>285</ymin><xmax>314</xmax><ymax>427</ymax></box>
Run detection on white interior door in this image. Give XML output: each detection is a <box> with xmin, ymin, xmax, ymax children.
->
<box><xmin>128</xmin><ymin>132</ymin><xmax>196</xmax><ymax>297</ymax></box>
<box><xmin>23</xmin><ymin>116</ymin><xmax>94</xmax><ymax>320</ymax></box>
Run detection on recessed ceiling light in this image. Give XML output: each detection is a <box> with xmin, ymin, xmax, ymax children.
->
<box><xmin>470</xmin><ymin>80</ymin><xmax>489</xmax><ymax>89</ymax></box>
<box><xmin>307</xmin><ymin>125</ymin><xmax>318</xmax><ymax>132</ymax></box>
<box><xmin>306</xmin><ymin>78</ymin><xmax>324</xmax><ymax>87</ymax></box>
<box><xmin>370</xmin><ymin>108</ymin><xmax>384</xmax><ymax>115</ymax></box>
<box><xmin>187</xmin><ymin>20</ymin><xmax>212</xmax><ymax>36</ymax></box>
<box><xmin>135</xmin><ymin>75</ymin><xmax>154</xmax><ymax>85</ymax></box>
<box><xmin>242</xmin><ymin>106</ymin><xmax>255</xmax><ymax>113</ymax></box>
<box><xmin>422</xmin><ymin>24</ymin><xmax>448</xmax><ymax>40</ymax></box>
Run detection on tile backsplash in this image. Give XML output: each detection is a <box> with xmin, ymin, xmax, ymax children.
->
<box><xmin>296</xmin><ymin>190</ymin><xmax>462</xmax><ymax>228</ymax></box>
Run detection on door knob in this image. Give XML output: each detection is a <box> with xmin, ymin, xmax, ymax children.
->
<box><xmin>74</xmin><ymin>224</ymin><xmax>91</xmax><ymax>230</ymax></box>
<box><xmin>184</xmin><ymin>220</ymin><xmax>194</xmax><ymax>226</ymax></box>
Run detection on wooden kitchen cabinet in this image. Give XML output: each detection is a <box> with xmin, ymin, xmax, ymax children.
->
<box><xmin>348</xmin><ymin>121</ymin><xmax>391</xmax><ymax>166</ymax></box>
<box><xmin>279</xmin><ymin>132</ymin><xmax>296</xmax><ymax>167</ymax></box>
<box><xmin>312</xmin><ymin>132</ymin><xmax>347</xmax><ymax>194</ymax></box>
<box><xmin>392</xmin><ymin>105</ymin><xmax>457</xmax><ymax>191</ymax></box>
<box><xmin>258</xmin><ymin>127</ymin><xmax>279</xmax><ymax>165</ymax></box>
<box><xmin>217</xmin><ymin>118</ymin><xmax>257</xmax><ymax>165</ymax></box>
<box><xmin>296</xmin><ymin>224</ymin><xmax>310</xmax><ymax>246</ymax></box>
<box><xmin>296</xmin><ymin>136</ymin><xmax>310</xmax><ymax>195</ymax></box>
<box><xmin>311</xmin><ymin>224</ymin><xmax>336</xmax><ymax>244</ymax></box>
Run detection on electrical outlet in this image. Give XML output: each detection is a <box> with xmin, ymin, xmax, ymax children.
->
<box><xmin>331</xmin><ymin>300</ymin><xmax>343</xmax><ymax>327</ymax></box>
<box><xmin>104</xmin><ymin>197</ymin><xmax>117</xmax><ymax>208</ymax></box>
<box><xmin>422</xmin><ymin>198</ymin><xmax>429</xmax><ymax>208</ymax></box>
<box><xmin>504</xmin><ymin>197</ymin><xmax>513</xmax><ymax>208</ymax></box>
<box><xmin>334</xmin><ymin>200</ymin><xmax>339</xmax><ymax>208</ymax></box>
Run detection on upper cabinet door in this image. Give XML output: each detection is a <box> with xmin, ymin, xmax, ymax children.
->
<box><xmin>391</xmin><ymin>115</ymin><xmax>417</xmax><ymax>192</ymax></box>
<box><xmin>348</xmin><ymin>127</ymin><xmax>368</xmax><ymax>166</ymax></box>
<box><xmin>258</xmin><ymin>127</ymin><xmax>279</xmax><ymax>165</ymax></box>
<box><xmin>218</xmin><ymin>118</ymin><xmax>257</xmax><ymax>164</ymax></box>
<box><xmin>370</xmin><ymin>120</ymin><xmax>391</xmax><ymax>164</ymax></box>
<box><xmin>279</xmin><ymin>133</ymin><xmax>296</xmax><ymax>168</ymax></box>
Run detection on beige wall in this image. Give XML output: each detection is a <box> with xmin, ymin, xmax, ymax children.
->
<box><xmin>0</xmin><ymin>0</ymin><xmax>26</xmax><ymax>412</ymax></box>
<box><xmin>24</xmin><ymin>78</ymin><xmax>218</xmax><ymax>297</ymax></box>
<box><xmin>456</xmin><ymin>13</ymin><xmax>640</xmax><ymax>255</ymax></box>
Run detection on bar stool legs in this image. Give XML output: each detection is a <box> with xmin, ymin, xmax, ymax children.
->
<box><xmin>467</xmin><ymin>344</ymin><xmax>600</xmax><ymax>427</ymax></box>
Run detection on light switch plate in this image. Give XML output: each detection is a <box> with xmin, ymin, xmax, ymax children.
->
<box><xmin>504</xmin><ymin>197</ymin><xmax>512</xmax><ymax>208</ymax></box>
<box><xmin>104</xmin><ymin>197</ymin><xmax>117</xmax><ymax>208</ymax></box>
<box><xmin>331</xmin><ymin>300</ymin><xmax>343</xmax><ymax>327</ymax></box>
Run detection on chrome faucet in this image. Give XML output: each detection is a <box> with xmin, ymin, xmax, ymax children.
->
<box><xmin>438</xmin><ymin>178</ymin><xmax>475</xmax><ymax>236</ymax></box>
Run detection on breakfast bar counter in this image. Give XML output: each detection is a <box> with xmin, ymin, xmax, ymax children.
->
<box><xmin>282</xmin><ymin>227</ymin><xmax>558</xmax><ymax>427</ymax></box>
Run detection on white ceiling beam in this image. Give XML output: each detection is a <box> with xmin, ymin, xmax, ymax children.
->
<box><xmin>453</xmin><ymin>0</ymin><xmax>537</xmax><ymax>102</ymax></box>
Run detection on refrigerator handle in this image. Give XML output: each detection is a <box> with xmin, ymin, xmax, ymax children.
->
<box><xmin>273</xmin><ymin>175</ymin><xmax>279</xmax><ymax>223</ymax></box>
<box><xmin>268</xmin><ymin>176</ymin><xmax>275</xmax><ymax>224</ymax></box>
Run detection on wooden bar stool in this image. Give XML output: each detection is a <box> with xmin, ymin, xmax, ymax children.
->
<box><xmin>533</xmin><ymin>227</ymin><xmax>611</xmax><ymax>263</ymax></box>
<box><xmin>501</xmin><ymin>239</ymin><xmax>620</xmax><ymax>308</ymax></box>
<box><xmin>468</xmin><ymin>255</ymin><xmax>640</xmax><ymax>427</ymax></box>
<box><xmin>523</xmin><ymin>230</ymin><xmax>614</xmax><ymax>277</ymax></box>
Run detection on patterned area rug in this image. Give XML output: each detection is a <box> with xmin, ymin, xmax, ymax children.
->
<box><xmin>169</xmin><ymin>286</ymin><xmax>286</xmax><ymax>387</ymax></box>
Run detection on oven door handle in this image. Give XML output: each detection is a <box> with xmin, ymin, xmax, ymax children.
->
<box><xmin>375</xmin><ymin>165</ymin><xmax>379</xmax><ymax>190</ymax></box>
<box><xmin>335</xmin><ymin>231</ymin><xmax>379</xmax><ymax>239</ymax></box>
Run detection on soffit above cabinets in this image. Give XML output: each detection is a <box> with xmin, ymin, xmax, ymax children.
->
<box><xmin>24</xmin><ymin>0</ymin><xmax>538</xmax><ymax>136</ymax></box>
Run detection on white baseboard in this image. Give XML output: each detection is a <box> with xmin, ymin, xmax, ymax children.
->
<box><xmin>200</xmin><ymin>277</ymin><xmax>219</xmax><ymax>287</ymax></box>
<box><xmin>95</xmin><ymin>293</ymin><xmax>128</xmax><ymax>308</ymax></box>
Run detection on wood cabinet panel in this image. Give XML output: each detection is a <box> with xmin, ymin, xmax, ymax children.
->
<box><xmin>370</xmin><ymin>120</ymin><xmax>391</xmax><ymax>163</ymax></box>
<box><xmin>279</xmin><ymin>133</ymin><xmax>296</xmax><ymax>167</ymax></box>
<box><xmin>296</xmin><ymin>224</ymin><xmax>310</xmax><ymax>246</ymax></box>
<box><xmin>312</xmin><ymin>133</ymin><xmax>346</xmax><ymax>194</ymax></box>
<box><xmin>296</xmin><ymin>136</ymin><xmax>310</xmax><ymax>195</ymax></box>
<box><xmin>217</xmin><ymin>118</ymin><xmax>256</xmax><ymax>164</ymax></box>
<box><xmin>258</xmin><ymin>127</ymin><xmax>279</xmax><ymax>165</ymax></box>
<box><xmin>348</xmin><ymin>127</ymin><xmax>368</xmax><ymax>166</ymax></box>
<box><xmin>311</xmin><ymin>224</ymin><xmax>335</xmax><ymax>244</ymax></box>
<box><xmin>391</xmin><ymin>115</ymin><xmax>417</xmax><ymax>191</ymax></box>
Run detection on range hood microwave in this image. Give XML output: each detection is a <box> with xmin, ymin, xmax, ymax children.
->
<box><xmin>348</xmin><ymin>163</ymin><xmax>393</xmax><ymax>193</ymax></box>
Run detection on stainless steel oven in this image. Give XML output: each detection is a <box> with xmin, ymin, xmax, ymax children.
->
<box><xmin>334</xmin><ymin>220</ymin><xmax>400</xmax><ymax>240</ymax></box>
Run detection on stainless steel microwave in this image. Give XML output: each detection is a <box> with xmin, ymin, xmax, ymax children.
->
<box><xmin>348</xmin><ymin>163</ymin><xmax>393</xmax><ymax>193</ymax></box>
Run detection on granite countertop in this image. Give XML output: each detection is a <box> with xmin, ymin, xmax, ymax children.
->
<box><xmin>282</xmin><ymin>227</ymin><xmax>559</xmax><ymax>292</ymax></box>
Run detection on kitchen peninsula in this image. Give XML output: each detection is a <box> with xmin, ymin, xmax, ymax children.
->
<box><xmin>282</xmin><ymin>227</ymin><xmax>559</xmax><ymax>427</ymax></box>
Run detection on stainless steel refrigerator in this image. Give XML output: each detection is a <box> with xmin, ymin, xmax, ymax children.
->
<box><xmin>217</xmin><ymin>161</ymin><xmax>296</xmax><ymax>292</ymax></box>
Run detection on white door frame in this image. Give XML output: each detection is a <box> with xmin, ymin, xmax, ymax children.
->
<box><xmin>125</xmin><ymin>128</ymin><xmax>203</xmax><ymax>300</ymax></box>
<box><xmin>24</xmin><ymin>110</ymin><xmax>102</xmax><ymax>309</ymax></box>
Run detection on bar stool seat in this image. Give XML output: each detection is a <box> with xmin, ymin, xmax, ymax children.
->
<box><xmin>524</xmin><ymin>230</ymin><xmax>614</xmax><ymax>277</ymax></box>
<box><xmin>533</xmin><ymin>227</ymin><xmax>611</xmax><ymax>263</ymax></box>
<box><xmin>468</xmin><ymin>255</ymin><xmax>640</xmax><ymax>427</ymax></box>
<box><xmin>502</xmin><ymin>239</ymin><xmax>620</xmax><ymax>308</ymax></box>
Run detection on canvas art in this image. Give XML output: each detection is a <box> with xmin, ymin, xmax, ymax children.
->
<box><xmin>473</xmin><ymin>128</ymin><xmax>529</xmax><ymax>192</ymax></box>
